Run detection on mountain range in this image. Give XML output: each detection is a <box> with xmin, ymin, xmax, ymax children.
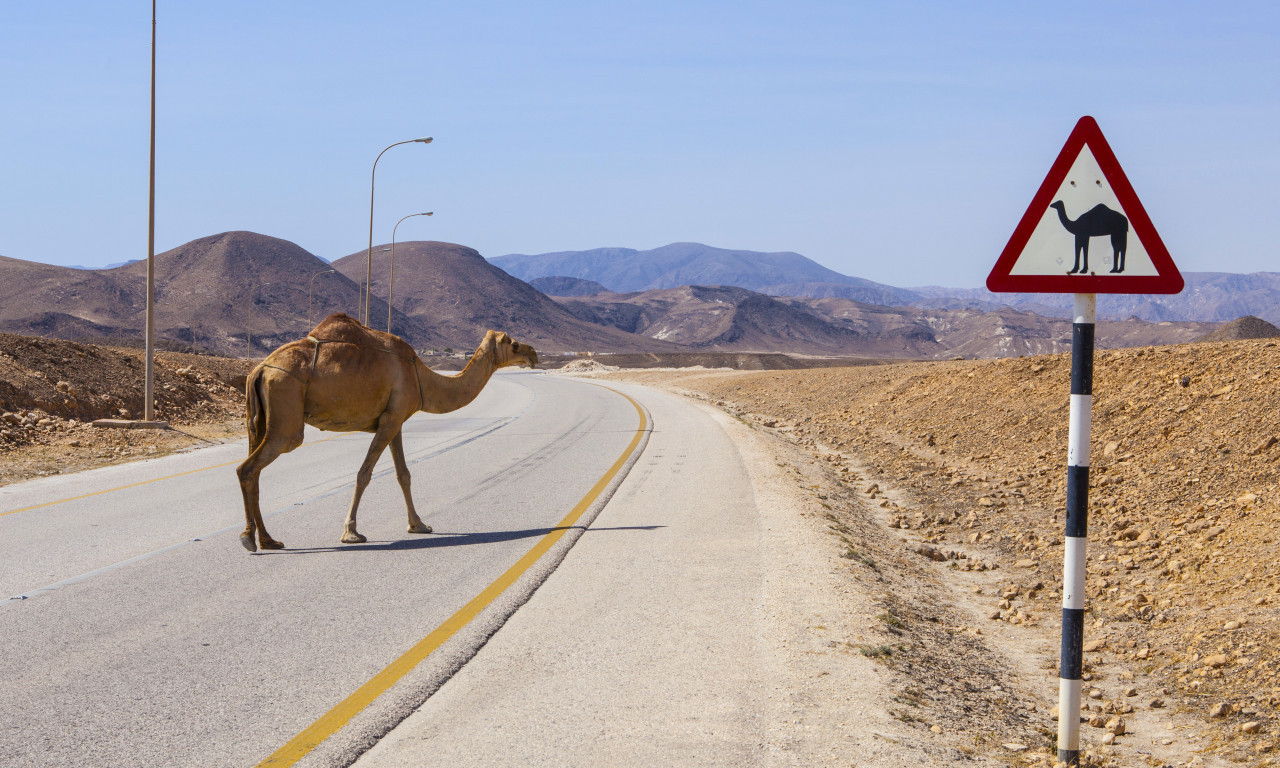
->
<box><xmin>495</xmin><ymin>243</ymin><xmax>1280</xmax><ymax>326</ymax></box>
<box><xmin>0</xmin><ymin>232</ymin><xmax>1252</xmax><ymax>361</ymax></box>
<box><xmin>493</xmin><ymin>243</ymin><xmax>917</xmax><ymax>306</ymax></box>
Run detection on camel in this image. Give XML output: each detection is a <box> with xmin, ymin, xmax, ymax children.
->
<box><xmin>236</xmin><ymin>313</ymin><xmax>538</xmax><ymax>552</ymax></box>
<box><xmin>1050</xmin><ymin>200</ymin><xmax>1129</xmax><ymax>274</ymax></box>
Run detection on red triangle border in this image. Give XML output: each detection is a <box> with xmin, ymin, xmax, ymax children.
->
<box><xmin>986</xmin><ymin>116</ymin><xmax>1183</xmax><ymax>295</ymax></box>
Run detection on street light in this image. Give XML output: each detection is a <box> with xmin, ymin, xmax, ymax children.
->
<box><xmin>247</xmin><ymin>282</ymin><xmax>272</xmax><ymax>358</ymax></box>
<box><xmin>364</xmin><ymin>136</ymin><xmax>432</xmax><ymax>326</ymax></box>
<box><xmin>388</xmin><ymin>211</ymin><xmax>433</xmax><ymax>335</ymax></box>
<box><xmin>143</xmin><ymin>0</ymin><xmax>159</xmax><ymax>424</ymax></box>
<box><xmin>308</xmin><ymin>269</ymin><xmax>336</xmax><ymax>328</ymax></box>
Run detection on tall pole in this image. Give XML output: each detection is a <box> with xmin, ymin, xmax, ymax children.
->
<box><xmin>388</xmin><ymin>211</ymin><xmax>432</xmax><ymax>334</ymax></box>
<box><xmin>144</xmin><ymin>0</ymin><xmax>157</xmax><ymax>422</ymax></box>
<box><xmin>1058</xmin><ymin>292</ymin><xmax>1095</xmax><ymax>767</ymax></box>
<box><xmin>364</xmin><ymin>136</ymin><xmax>432</xmax><ymax>326</ymax></box>
<box><xmin>309</xmin><ymin>269</ymin><xmax>335</xmax><ymax>329</ymax></box>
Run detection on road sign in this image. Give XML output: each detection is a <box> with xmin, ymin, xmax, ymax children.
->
<box><xmin>987</xmin><ymin>116</ymin><xmax>1182</xmax><ymax>294</ymax></box>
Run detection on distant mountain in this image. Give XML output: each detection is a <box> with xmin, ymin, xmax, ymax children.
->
<box><xmin>117</xmin><ymin>231</ymin><xmax>419</xmax><ymax>355</ymax></box>
<box><xmin>0</xmin><ymin>233</ymin><xmax>1246</xmax><ymax>362</ymax></box>
<box><xmin>909</xmin><ymin>272</ymin><xmax>1280</xmax><ymax>326</ymax></box>
<box><xmin>496</xmin><ymin>242</ymin><xmax>1280</xmax><ymax>326</ymax></box>
<box><xmin>553</xmin><ymin>284</ymin><xmax>940</xmax><ymax>357</ymax></box>
<box><xmin>529</xmin><ymin>276</ymin><xmax>612</xmax><ymax>296</ymax></box>
<box><xmin>492</xmin><ymin>242</ymin><xmax>916</xmax><ymax>306</ymax></box>
<box><xmin>788</xmin><ymin>297</ymin><xmax>1215</xmax><ymax>359</ymax></box>
<box><xmin>0</xmin><ymin>232</ymin><xmax>418</xmax><ymax>356</ymax></box>
<box><xmin>331</xmin><ymin>241</ymin><xmax>677</xmax><ymax>353</ymax></box>
<box><xmin>556</xmin><ymin>284</ymin><xmax>1213</xmax><ymax>359</ymax></box>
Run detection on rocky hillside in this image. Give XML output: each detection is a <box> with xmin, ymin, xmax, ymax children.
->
<box><xmin>331</xmin><ymin>241</ymin><xmax>678</xmax><ymax>353</ymax></box>
<box><xmin>793</xmin><ymin>297</ymin><xmax>1215</xmax><ymax>359</ymax></box>
<box><xmin>120</xmin><ymin>231</ymin><xmax>430</xmax><ymax>355</ymax></box>
<box><xmin>626</xmin><ymin>337</ymin><xmax>1280</xmax><ymax>764</ymax></box>
<box><xmin>0</xmin><ymin>332</ymin><xmax>252</xmax><ymax>484</ymax></box>
<box><xmin>553</xmin><ymin>287</ymin><xmax>1214</xmax><ymax>359</ymax></box>
<box><xmin>0</xmin><ymin>232</ymin><xmax>421</xmax><ymax>356</ymax></box>
<box><xmin>1195</xmin><ymin>316</ymin><xmax>1280</xmax><ymax>343</ymax></box>
<box><xmin>555</xmin><ymin>285</ymin><xmax>941</xmax><ymax>357</ymax></box>
<box><xmin>529</xmin><ymin>276</ymin><xmax>612</xmax><ymax>296</ymax></box>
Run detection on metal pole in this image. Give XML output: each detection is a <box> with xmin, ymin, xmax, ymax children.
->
<box><xmin>1058</xmin><ymin>292</ymin><xmax>1095</xmax><ymax>766</ymax></box>
<box><xmin>364</xmin><ymin>136</ymin><xmax>431</xmax><ymax>326</ymax></box>
<box><xmin>309</xmin><ymin>268</ymin><xmax>335</xmax><ymax>328</ymax></box>
<box><xmin>144</xmin><ymin>0</ymin><xmax>156</xmax><ymax>422</ymax></box>
<box><xmin>388</xmin><ymin>211</ymin><xmax>431</xmax><ymax>334</ymax></box>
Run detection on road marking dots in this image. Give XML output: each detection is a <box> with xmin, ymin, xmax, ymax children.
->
<box><xmin>257</xmin><ymin>387</ymin><xmax>648</xmax><ymax>767</ymax></box>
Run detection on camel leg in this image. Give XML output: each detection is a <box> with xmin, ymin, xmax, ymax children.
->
<box><xmin>390</xmin><ymin>431</ymin><xmax>432</xmax><ymax>534</ymax></box>
<box><xmin>235</xmin><ymin>373</ymin><xmax>304</xmax><ymax>552</ymax></box>
<box><xmin>1069</xmin><ymin>240</ymin><xmax>1083</xmax><ymax>274</ymax></box>
<box><xmin>1111</xmin><ymin>233</ymin><xmax>1127</xmax><ymax>273</ymax></box>
<box><xmin>341</xmin><ymin>420</ymin><xmax>402</xmax><ymax>544</ymax></box>
<box><xmin>236</xmin><ymin>441</ymin><xmax>288</xmax><ymax>552</ymax></box>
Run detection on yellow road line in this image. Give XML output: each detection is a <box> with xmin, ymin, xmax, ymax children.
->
<box><xmin>257</xmin><ymin>387</ymin><xmax>647</xmax><ymax>768</ymax></box>
<box><xmin>0</xmin><ymin>433</ymin><xmax>345</xmax><ymax>519</ymax></box>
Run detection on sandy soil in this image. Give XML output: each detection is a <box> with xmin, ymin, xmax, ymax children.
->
<box><xmin>594</xmin><ymin>339</ymin><xmax>1280</xmax><ymax>767</ymax></box>
<box><xmin>6</xmin><ymin>331</ymin><xmax>1276</xmax><ymax>766</ymax></box>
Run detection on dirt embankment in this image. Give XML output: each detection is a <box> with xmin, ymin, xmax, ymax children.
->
<box><xmin>607</xmin><ymin>338</ymin><xmax>1280</xmax><ymax>767</ymax></box>
<box><xmin>0</xmin><ymin>333</ymin><xmax>251</xmax><ymax>484</ymax></box>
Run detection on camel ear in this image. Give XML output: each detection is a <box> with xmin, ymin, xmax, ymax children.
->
<box><xmin>499</xmin><ymin>333</ymin><xmax>512</xmax><ymax>344</ymax></box>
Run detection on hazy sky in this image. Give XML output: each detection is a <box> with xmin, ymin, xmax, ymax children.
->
<box><xmin>1</xmin><ymin>2</ymin><xmax>1276</xmax><ymax>287</ymax></box>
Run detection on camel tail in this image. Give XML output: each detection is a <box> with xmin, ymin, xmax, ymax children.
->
<box><xmin>245</xmin><ymin>366</ymin><xmax>267</xmax><ymax>450</ymax></box>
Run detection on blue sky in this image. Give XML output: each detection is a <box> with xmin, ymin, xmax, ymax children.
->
<box><xmin>1</xmin><ymin>1</ymin><xmax>1276</xmax><ymax>287</ymax></box>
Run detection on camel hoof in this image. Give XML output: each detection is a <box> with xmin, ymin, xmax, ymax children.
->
<box><xmin>240</xmin><ymin>533</ymin><xmax>257</xmax><ymax>553</ymax></box>
<box><xmin>408</xmin><ymin>524</ymin><xmax>433</xmax><ymax>534</ymax></box>
<box><xmin>342</xmin><ymin>532</ymin><xmax>367</xmax><ymax>544</ymax></box>
<box><xmin>260</xmin><ymin>538</ymin><xmax>285</xmax><ymax>550</ymax></box>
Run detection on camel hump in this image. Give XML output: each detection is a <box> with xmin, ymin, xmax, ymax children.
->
<box><xmin>1086</xmin><ymin>203</ymin><xmax>1128</xmax><ymax>225</ymax></box>
<box><xmin>310</xmin><ymin>313</ymin><xmax>375</xmax><ymax>344</ymax></box>
<box><xmin>309</xmin><ymin>312</ymin><xmax>418</xmax><ymax>359</ymax></box>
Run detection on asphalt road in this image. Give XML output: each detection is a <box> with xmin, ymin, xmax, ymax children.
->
<box><xmin>0</xmin><ymin>371</ymin><xmax>650</xmax><ymax>768</ymax></box>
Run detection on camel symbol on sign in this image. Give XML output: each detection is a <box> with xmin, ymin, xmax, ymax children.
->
<box><xmin>1049</xmin><ymin>200</ymin><xmax>1129</xmax><ymax>275</ymax></box>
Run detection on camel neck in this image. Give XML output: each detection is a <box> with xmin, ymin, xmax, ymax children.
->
<box><xmin>415</xmin><ymin>348</ymin><xmax>496</xmax><ymax>414</ymax></box>
<box><xmin>1053</xmin><ymin>204</ymin><xmax>1074</xmax><ymax>230</ymax></box>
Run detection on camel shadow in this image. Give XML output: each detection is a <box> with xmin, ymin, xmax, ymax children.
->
<box><xmin>262</xmin><ymin>525</ymin><xmax>666</xmax><ymax>555</ymax></box>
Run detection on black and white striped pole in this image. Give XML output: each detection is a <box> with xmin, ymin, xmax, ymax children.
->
<box><xmin>1058</xmin><ymin>292</ymin><xmax>1095</xmax><ymax>766</ymax></box>
<box><xmin>986</xmin><ymin>116</ymin><xmax>1184</xmax><ymax>766</ymax></box>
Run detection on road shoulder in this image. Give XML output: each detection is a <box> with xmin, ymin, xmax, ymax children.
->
<box><xmin>353</xmin><ymin>381</ymin><xmax>996</xmax><ymax>767</ymax></box>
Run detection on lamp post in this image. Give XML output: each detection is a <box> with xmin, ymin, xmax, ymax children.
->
<box><xmin>247</xmin><ymin>282</ymin><xmax>272</xmax><ymax>358</ymax></box>
<box><xmin>364</xmin><ymin>136</ymin><xmax>432</xmax><ymax>326</ymax></box>
<box><xmin>308</xmin><ymin>269</ymin><xmax>335</xmax><ymax>328</ymax></box>
<box><xmin>388</xmin><ymin>211</ymin><xmax>432</xmax><ymax>335</ymax></box>
<box><xmin>143</xmin><ymin>0</ymin><xmax>158</xmax><ymax>423</ymax></box>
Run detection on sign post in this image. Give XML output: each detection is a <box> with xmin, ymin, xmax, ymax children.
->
<box><xmin>987</xmin><ymin>116</ymin><xmax>1183</xmax><ymax>766</ymax></box>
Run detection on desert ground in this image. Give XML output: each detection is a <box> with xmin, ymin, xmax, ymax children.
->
<box><xmin>2</xmin><ymin>333</ymin><xmax>1275</xmax><ymax>766</ymax></box>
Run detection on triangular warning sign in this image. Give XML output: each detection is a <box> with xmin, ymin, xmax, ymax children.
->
<box><xmin>987</xmin><ymin>116</ymin><xmax>1183</xmax><ymax>294</ymax></box>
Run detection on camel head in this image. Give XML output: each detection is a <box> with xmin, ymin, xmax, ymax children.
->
<box><xmin>483</xmin><ymin>330</ymin><xmax>539</xmax><ymax>369</ymax></box>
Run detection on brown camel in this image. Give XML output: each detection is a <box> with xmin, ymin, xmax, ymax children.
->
<box><xmin>236</xmin><ymin>313</ymin><xmax>538</xmax><ymax>552</ymax></box>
